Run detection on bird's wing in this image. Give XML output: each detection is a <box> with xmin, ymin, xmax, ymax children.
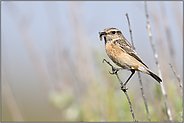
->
<box><xmin>116</xmin><ymin>39</ymin><xmax>149</xmax><ymax>68</ymax></box>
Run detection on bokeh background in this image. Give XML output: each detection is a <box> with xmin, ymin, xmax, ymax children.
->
<box><xmin>1</xmin><ymin>1</ymin><xmax>183</xmax><ymax>122</ymax></box>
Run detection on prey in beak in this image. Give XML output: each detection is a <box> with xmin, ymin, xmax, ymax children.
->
<box><xmin>99</xmin><ymin>31</ymin><xmax>106</xmax><ymax>41</ymax></box>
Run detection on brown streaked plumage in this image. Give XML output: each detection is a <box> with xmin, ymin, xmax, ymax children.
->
<box><xmin>99</xmin><ymin>27</ymin><xmax>162</xmax><ymax>83</ymax></box>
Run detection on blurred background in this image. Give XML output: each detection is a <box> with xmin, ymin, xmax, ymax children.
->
<box><xmin>1</xmin><ymin>1</ymin><xmax>183</xmax><ymax>122</ymax></box>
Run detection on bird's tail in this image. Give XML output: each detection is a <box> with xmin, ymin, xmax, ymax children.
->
<box><xmin>138</xmin><ymin>66</ymin><xmax>162</xmax><ymax>83</ymax></box>
<box><xmin>147</xmin><ymin>70</ymin><xmax>162</xmax><ymax>83</ymax></box>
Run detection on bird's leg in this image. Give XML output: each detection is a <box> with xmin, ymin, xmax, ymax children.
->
<box><xmin>121</xmin><ymin>70</ymin><xmax>135</xmax><ymax>92</ymax></box>
<box><xmin>103</xmin><ymin>59</ymin><xmax>134</xmax><ymax>92</ymax></box>
<box><xmin>102</xmin><ymin>59</ymin><xmax>123</xmax><ymax>74</ymax></box>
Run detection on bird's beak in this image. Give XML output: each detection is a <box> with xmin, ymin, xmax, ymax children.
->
<box><xmin>99</xmin><ymin>31</ymin><xmax>106</xmax><ymax>41</ymax></box>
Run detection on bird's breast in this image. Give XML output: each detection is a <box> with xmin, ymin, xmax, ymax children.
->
<box><xmin>105</xmin><ymin>43</ymin><xmax>122</xmax><ymax>58</ymax></box>
<box><xmin>105</xmin><ymin>42</ymin><xmax>141</xmax><ymax>70</ymax></box>
<box><xmin>105</xmin><ymin>43</ymin><xmax>127</xmax><ymax>68</ymax></box>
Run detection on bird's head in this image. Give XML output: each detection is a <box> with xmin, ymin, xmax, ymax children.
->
<box><xmin>99</xmin><ymin>27</ymin><xmax>123</xmax><ymax>44</ymax></box>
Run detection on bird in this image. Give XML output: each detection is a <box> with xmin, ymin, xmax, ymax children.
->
<box><xmin>99</xmin><ymin>27</ymin><xmax>162</xmax><ymax>87</ymax></box>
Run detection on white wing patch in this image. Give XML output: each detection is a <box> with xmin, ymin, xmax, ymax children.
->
<box><xmin>138</xmin><ymin>66</ymin><xmax>148</xmax><ymax>74</ymax></box>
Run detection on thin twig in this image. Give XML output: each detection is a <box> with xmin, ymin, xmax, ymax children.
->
<box><xmin>126</xmin><ymin>13</ymin><xmax>151</xmax><ymax>122</ymax></box>
<box><xmin>126</xmin><ymin>13</ymin><xmax>135</xmax><ymax>50</ymax></box>
<box><xmin>124</xmin><ymin>91</ymin><xmax>136</xmax><ymax>122</ymax></box>
<box><xmin>145</xmin><ymin>2</ymin><xmax>173</xmax><ymax>122</ymax></box>
<box><xmin>102</xmin><ymin>59</ymin><xmax>137</xmax><ymax>122</ymax></box>
<box><xmin>138</xmin><ymin>72</ymin><xmax>151</xmax><ymax>120</ymax></box>
<box><xmin>169</xmin><ymin>63</ymin><xmax>183</xmax><ymax>96</ymax></box>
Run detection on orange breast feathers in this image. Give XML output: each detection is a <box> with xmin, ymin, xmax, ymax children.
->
<box><xmin>105</xmin><ymin>42</ymin><xmax>142</xmax><ymax>70</ymax></box>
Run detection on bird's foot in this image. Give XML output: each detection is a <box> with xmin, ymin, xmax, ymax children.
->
<box><xmin>102</xmin><ymin>59</ymin><xmax>122</xmax><ymax>75</ymax></box>
<box><xmin>121</xmin><ymin>84</ymin><xmax>128</xmax><ymax>92</ymax></box>
<box><xmin>109</xmin><ymin>67</ymin><xmax>122</xmax><ymax>75</ymax></box>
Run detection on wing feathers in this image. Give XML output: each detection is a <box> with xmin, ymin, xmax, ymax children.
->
<box><xmin>116</xmin><ymin>39</ymin><xmax>149</xmax><ymax>68</ymax></box>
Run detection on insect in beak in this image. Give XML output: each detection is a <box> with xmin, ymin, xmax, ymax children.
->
<box><xmin>99</xmin><ymin>31</ymin><xmax>106</xmax><ymax>41</ymax></box>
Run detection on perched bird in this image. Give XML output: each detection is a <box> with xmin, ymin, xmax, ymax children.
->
<box><xmin>99</xmin><ymin>27</ymin><xmax>162</xmax><ymax>86</ymax></box>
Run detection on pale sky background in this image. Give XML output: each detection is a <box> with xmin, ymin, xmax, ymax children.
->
<box><xmin>1</xmin><ymin>1</ymin><xmax>183</xmax><ymax>121</ymax></box>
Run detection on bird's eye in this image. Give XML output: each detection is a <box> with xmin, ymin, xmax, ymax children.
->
<box><xmin>112</xmin><ymin>31</ymin><xmax>116</xmax><ymax>34</ymax></box>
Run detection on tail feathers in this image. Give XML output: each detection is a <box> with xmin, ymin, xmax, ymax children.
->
<box><xmin>148</xmin><ymin>70</ymin><xmax>162</xmax><ymax>83</ymax></box>
<box><xmin>138</xmin><ymin>66</ymin><xmax>162</xmax><ymax>83</ymax></box>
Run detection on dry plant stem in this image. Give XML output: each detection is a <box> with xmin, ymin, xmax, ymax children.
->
<box><xmin>125</xmin><ymin>13</ymin><xmax>135</xmax><ymax>50</ymax></box>
<box><xmin>126</xmin><ymin>13</ymin><xmax>151</xmax><ymax>122</ymax></box>
<box><xmin>160</xmin><ymin>2</ymin><xmax>177</xmax><ymax>71</ymax></box>
<box><xmin>124</xmin><ymin>91</ymin><xmax>136</xmax><ymax>122</ymax></box>
<box><xmin>138</xmin><ymin>72</ymin><xmax>151</xmax><ymax>121</ymax></box>
<box><xmin>169</xmin><ymin>63</ymin><xmax>183</xmax><ymax>96</ymax></box>
<box><xmin>102</xmin><ymin>59</ymin><xmax>137</xmax><ymax>122</ymax></box>
<box><xmin>2</xmin><ymin>70</ymin><xmax>23</xmax><ymax>121</ymax></box>
<box><xmin>145</xmin><ymin>2</ymin><xmax>173</xmax><ymax>122</ymax></box>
